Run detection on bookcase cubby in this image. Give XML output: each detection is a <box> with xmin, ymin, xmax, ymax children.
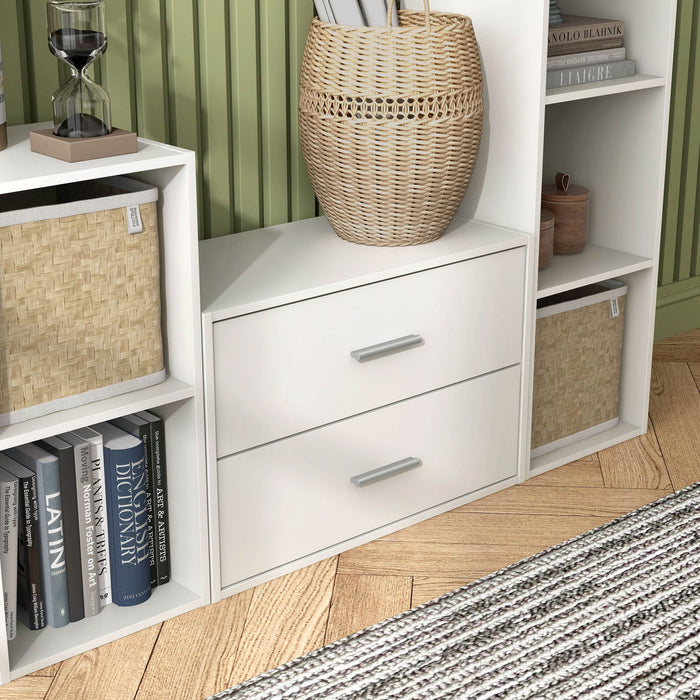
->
<box><xmin>0</xmin><ymin>124</ymin><xmax>208</xmax><ymax>681</ymax></box>
<box><xmin>407</xmin><ymin>0</ymin><xmax>676</xmax><ymax>476</ymax></box>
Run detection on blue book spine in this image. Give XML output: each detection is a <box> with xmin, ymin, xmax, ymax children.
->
<box><xmin>104</xmin><ymin>443</ymin><xmax>151</xmax><ymax>606</ymax></box>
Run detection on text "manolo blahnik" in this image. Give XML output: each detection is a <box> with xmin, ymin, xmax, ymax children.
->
<box><xmin>550</xmin><ymin>25</ymin><xmax>623</xmax><ymax>44</ymax></box>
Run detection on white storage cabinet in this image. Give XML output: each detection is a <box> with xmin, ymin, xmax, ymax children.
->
<box><xmin>0</xmin><ymin>124</ymin><xmax>208</xmax><ymax>682</ymax></box>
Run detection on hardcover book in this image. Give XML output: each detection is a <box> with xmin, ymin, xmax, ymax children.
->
<box><xmin>0</xmin><ymin>454</ymin><xmax>45</xmax><ymax>631</ymax></box>
<box><xmin>4</xmin><ymin>444</ymin><xmax>70</xmax><ymax>628</ymax></box>
<box><xmin>59</xmin><ymin>432</ymin><xmax>101</xmax><ymax>617</ymax></box>
<box><xmin>36</xmin><ymin>435</ymin><xmax>84</xmax><ymax>622</ymax></box>
<box><xmin>328</xmin><ymin>0</ymin><xmax>364</xmax><ymax>26</ymax></box>
<box><xmin>547</xmin><ymin>47</ymin><xmax>626</xmax><ymax>71</ymax></box>
<box><xmin>110</xmin><ymin>414</ymin><xmax>157</xmax><ymax>587</ymax></box>
<box><xmin>548</xmin><ymin>15</ymin><xmax>624</xmax><ymax>47</ymax></box>
<box><xmin>72</xmin><ymin>426</ymin><xmax>112</xmax><ymax>606</ymax></box>
<box><xmin>137</xmin><ymin>410</ymin><xmax>170</xmax><ymax>586</ymax></box>
<box><xmin>91</xmin><ymin>422</ymin><xmax>151</xmax><ymax>607</ymax></box>
<box><xmin>547</xmin><ymin>59</ymin><xmax>636</xmax><ymax>90</ymax></box>
<box><xmin>0</xmin><ymin>466</ymin><xmax>18</xmax><ymax>640</ymax></box>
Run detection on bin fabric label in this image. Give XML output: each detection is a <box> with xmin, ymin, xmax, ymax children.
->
<box><xmin>610</xmin><ymin>298</ymin><xmax>620</xmax><ymax>319</ymax></box>
<box><xmin>126</xmin><ymin>205</ymin><xmax>143</xmax><ymax>234</ymax></box>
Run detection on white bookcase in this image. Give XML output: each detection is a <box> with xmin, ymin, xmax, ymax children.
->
<box><xmin>407</xmin><ymin>0</ymin><xmax>676</xmax><ymax>476</ymax></box>
<box><xmin>0</xmin><ymin>124</ymin><xmax>209</xmax><ymax>682</ymax></box>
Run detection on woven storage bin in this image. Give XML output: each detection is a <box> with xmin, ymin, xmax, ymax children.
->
<box><xmin>531</xmin><ymin>280</ymin><xmax>627</xmax><ymax>458</ymax></box>
<box><xmin>299</xmin><ymin>0</ymin><xmax>483</xmax><ymax>246</ymax></box>
<box><xmin>0</xmin><ymin>176</ymin><xmax>165</xmax><ymax>426</ymax></box>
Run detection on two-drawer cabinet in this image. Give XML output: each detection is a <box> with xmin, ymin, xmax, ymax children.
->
<box><xmin>201</xmin><ymin>216</ymin><xmax>529</xmax><ymax>600</ymax></box>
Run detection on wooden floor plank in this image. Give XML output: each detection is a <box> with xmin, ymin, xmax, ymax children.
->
<box><xmin>324</xmin><ymin>574</ymin><xmax>412</xmax><ymax>644</ymax></box>
<box><xmin>649</xmin><ymin>362</ymin><xmax>700</xmax><ymax>489</ymax></box>
<box><xmin>412</xmin><ymin>578</ymin><xmax>482</xmax><ymax>607</ymax></box>
<box><xmin>688</xmin><ymin>362</ymin><xmax>700</xmax><ymax>390</ymax></box>
<box><xmin>228</xmin><ymin>557</ymin><xmax>337</xmax><ymax>687</ymax></box>
<box><xmin>0</xmin><ymin>675</ymin><xmax>54</xmax><ymax>699</ymax></box>
<box><xmin>45</xmin><ymin>625</ymin><xmax>161</xmax><ymax>700</ymax></box>
<box><xmin>457</xmin><ymin>485</ymin><xmax>668</xmax><ymax>517</ymax></box>
<box><xmin>136</xmin><ymin>589</ymin><xmax>254</xmax><ymax>700</ymax></box>
<box><xmin>522</xmin><ymin>454</ymin><xmax>603</xmax><ymax>487</ymax></box>
<box><xmin>379</xmin><ymin>512</ymin><xmax>606</xmax><ymax>547</ymax></box>
<box><xmin>652</xmin><ymin>329</ymin><xmax>700</xmax><ymax>362</ymax></box>
<box><xmin>598</xmin><ymin>418</ymin><xmax>672</xmax><ymax>490</ymax></box>
<box><xmin>337</xmin><ymin>541</ymin><xmax>546</xmax><ymax>578</ymax></box>
<box><xmin>28</xmin><ymin>663</ymin><xmax>61</xmax><ymax>677</ymax></box>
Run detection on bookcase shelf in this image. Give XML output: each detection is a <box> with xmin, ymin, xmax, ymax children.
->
<box><xmin>0</xmin><ymin>125</ymin><xmax>208</xmax><ymax>684</ymax></box>
<box><xmin>545</xmin><ymin>74</ymin><xmax>666</xmax><ymax>104</ymax></box>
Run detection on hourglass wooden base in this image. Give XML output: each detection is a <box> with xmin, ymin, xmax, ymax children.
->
<box><xmin>29</xmin><ymin>126</ymin><xmax>137</xmax><ymax>162</ymax></box>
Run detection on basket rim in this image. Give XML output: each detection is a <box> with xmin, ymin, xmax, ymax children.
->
<box><xmin>309</xmin><ymin>10</ymin><xmax>473</xmax><ymax>35</ymax></box>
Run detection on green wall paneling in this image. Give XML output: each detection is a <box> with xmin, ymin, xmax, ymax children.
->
<box><xmin>3</xmin><ymin>0</ymin><xmax>700</xmax><ymax>339</ymax></box>
<box><xmin>0</xmin><ymin>0</ymin><xmax>316</xmax><ymax>239</ymax></box>
<box><xmin>658</xmin><ymin>0</ymin><xmax>700</xmax><ymax>338</ymax></box>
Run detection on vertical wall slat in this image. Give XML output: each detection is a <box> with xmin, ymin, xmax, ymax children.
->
<box><xmin>259</xmin><ymin>0</ymin><xmax>290</xmax><ymax>227</ymax></box>
<box><xmin>230</xmin><ymin>0</ymin><xmax>262</xmax><ymax>233</ymax></box>
<box><xmin>661</xmin><ymin>0</ymin><xmax>694</xmax><ymax>287</ymax></box>
<box><xmin>132</xmin><ymin>0</ymin><xmax>169</xmax><ymax>142</ymax></box>
<box><xmin>198</xmin><ymin>0</ymin><xmax>233</xmax><ymax>238</ymax></box>
<box><xmin>104</xmin><ymin>0</ymin><xmax>136</xmax><ymax>132</ymax></box>
<box><xmin>164</xmin><ymin>0</ymin><xmax>199</xmax><ymax>152</ymax></box>
<box><xmin>0</xmin><ymin>0</ymin><xmax>31</xmax><ymax>125</ymax></box>
<box><xmin>288</xmin><ymin>1</ymin><xmax>316</xmax><ymax>222</ymax></box>
<box><xmin>26</xmin><ymin>0</ymin><xmax>58</xmax><ymax>122</ymax></box>
<box><xmin>673</xmin><ymin>3</ymin><xmax>700</xmax><ymax>282</ymax></box>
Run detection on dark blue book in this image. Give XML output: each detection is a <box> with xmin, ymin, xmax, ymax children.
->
<box><xmin>90</xmin><ymin>423</ymin><xmax>151</xmax><ymax>607</ymax></box>
<box><xmin>4</xmin><ymin>444</ymin><xmax>70</xmax><ymax>628</ymax></box>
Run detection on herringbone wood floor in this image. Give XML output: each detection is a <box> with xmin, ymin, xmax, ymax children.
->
<box><xmin>4</xmin><ymin>330</ymin><xmax>700</xmax><ymax>700</ymax></box>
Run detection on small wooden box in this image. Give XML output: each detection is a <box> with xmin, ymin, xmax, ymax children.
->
<box><xmin>542</xmin><ymin>173</ymin><xmax>589</xmax><ymax>255</ymax></box>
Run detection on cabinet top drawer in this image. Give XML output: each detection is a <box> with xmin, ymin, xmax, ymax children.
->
<box><xmin>209</xmin><ymin>247</ymin><xmax>525</xmax><ymax>457</ymax></box>
<box><xmin>200</xmin><ymin>215</ymin><xmax>527</xmax><ymax>319</ymax></box>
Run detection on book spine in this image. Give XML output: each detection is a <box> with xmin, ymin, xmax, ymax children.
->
<box><xmin>36</xmin><ymin>464</ymin><xmax>69</xmax><ymax>628</ymax></box>
<box><xmin>16</xmin><ymin>474</ymin><xmax>45</xmax><ymax>630</ymax></box>
<box><xmin>151</xmin><ymin>418</ymin><xmax>170</xmax><ymax>586</ymax></box>
<box><xmin>89</xmin><ymin>439</ymin><xmax>112</xmax><ymax>606</ymax></box>
<box><xmin>74</xmin><ymin>443</ymin><xmax>100</xmax><ymax>617</ymax></box>
<box><xmin>547</xmin><ymin>47</ymin><xmax>626</xmax><ymax>70</ymax></box>
<box><xmin>105</xmin><ymin>444</ymin><xmax>151</xmax><ymax>606</ymax></box>
<box><xmin>548</xmin><ymin>19</ymin><xmax>624</xmax><ymax>47</ymax></box>
<box><xmin>546</xmin><ymin>59</ymin><xmax>636</xmax><ymax>90</ymax></box>
<box><xmin>0</xmin><ymin>478</ymin><xmax>18</xmax><ymax>640</ymax></box>
<box><xmin>547</xmin><ymin>37</ymin><xmax>624</xmax><ymax>57</ymax></box>
<box><xmin>38</xmin><ymin>440</ymin><xmax>83</xmax><ymax>622</ymax></box>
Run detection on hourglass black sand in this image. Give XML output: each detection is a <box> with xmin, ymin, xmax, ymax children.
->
<box><xmin>48</xmin><ymin>0</ymin><xmax>111</xmax><ymax>137</ymax></box>
<box><xmin>30</xmin><ymin>0</ymin><xmax>136</xmax><ymax>161</ymax></box>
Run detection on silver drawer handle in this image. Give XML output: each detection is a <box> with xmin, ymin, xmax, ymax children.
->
<box><xmin>350</xmin><ymin>334</ymin><xmax>423</xmax><ymax>362</ymax></box>
<box><xmin>351</xmin><ymin>457</ymin><xmax>422</xmax><ymax>487</ymax></box>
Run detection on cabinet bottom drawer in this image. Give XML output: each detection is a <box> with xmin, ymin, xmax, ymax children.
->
<box><xmin>217</xmin><ymin>365</ymin><xmax>521</xmax><ymax>588</ymax></box>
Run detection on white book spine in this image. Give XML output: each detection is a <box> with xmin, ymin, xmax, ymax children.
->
<box><xmin>328</xmin><ymin>0</ymin><xmax>364</xmax><ymax>26</ymax></box>
<box><xmin>0</xmin><ymin>477</ymin><xmax>18</xmax><ymax>640</ymax></box>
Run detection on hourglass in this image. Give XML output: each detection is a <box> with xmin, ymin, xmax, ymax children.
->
<box><xmin>47</xmin><ymin>0</ymin><xmax>111</xmax><ymax>138</ymax></box>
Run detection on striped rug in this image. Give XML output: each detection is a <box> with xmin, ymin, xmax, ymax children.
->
<box><xmin>207</xmin><ymin>482</ymin><xmax>700</xmax><ymax>699</ymax></box>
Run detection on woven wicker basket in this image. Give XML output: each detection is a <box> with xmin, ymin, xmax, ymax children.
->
<box><xmin>531</xmin><ymin>280</ymin><xmax>627</xmax><ymax>458</ymax></box>
<box><xmin>0</xmin><ymin>176</ymin><xmax>165</xmax><ymax>425</ymax></box>
<box><xmin>299</xmin><ymin>0</ymin><xmax>483</xmax><ymax>246</ymax></box>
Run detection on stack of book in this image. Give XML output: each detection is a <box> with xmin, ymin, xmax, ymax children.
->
<box><xmin>0</xmin><ymin>411</ymin><xmax>170</xmax><ymax>638</ymax></box>
<box><xmin>547</xmin><ymin>15</ymin><xmax>635</xmax><ymax>90</ymax></box>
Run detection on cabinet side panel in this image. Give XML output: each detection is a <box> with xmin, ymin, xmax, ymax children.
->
<box><xmin>405</xmin><ymin>0</ymin><xmax>547</xmax><ymax>235</ymax></box>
